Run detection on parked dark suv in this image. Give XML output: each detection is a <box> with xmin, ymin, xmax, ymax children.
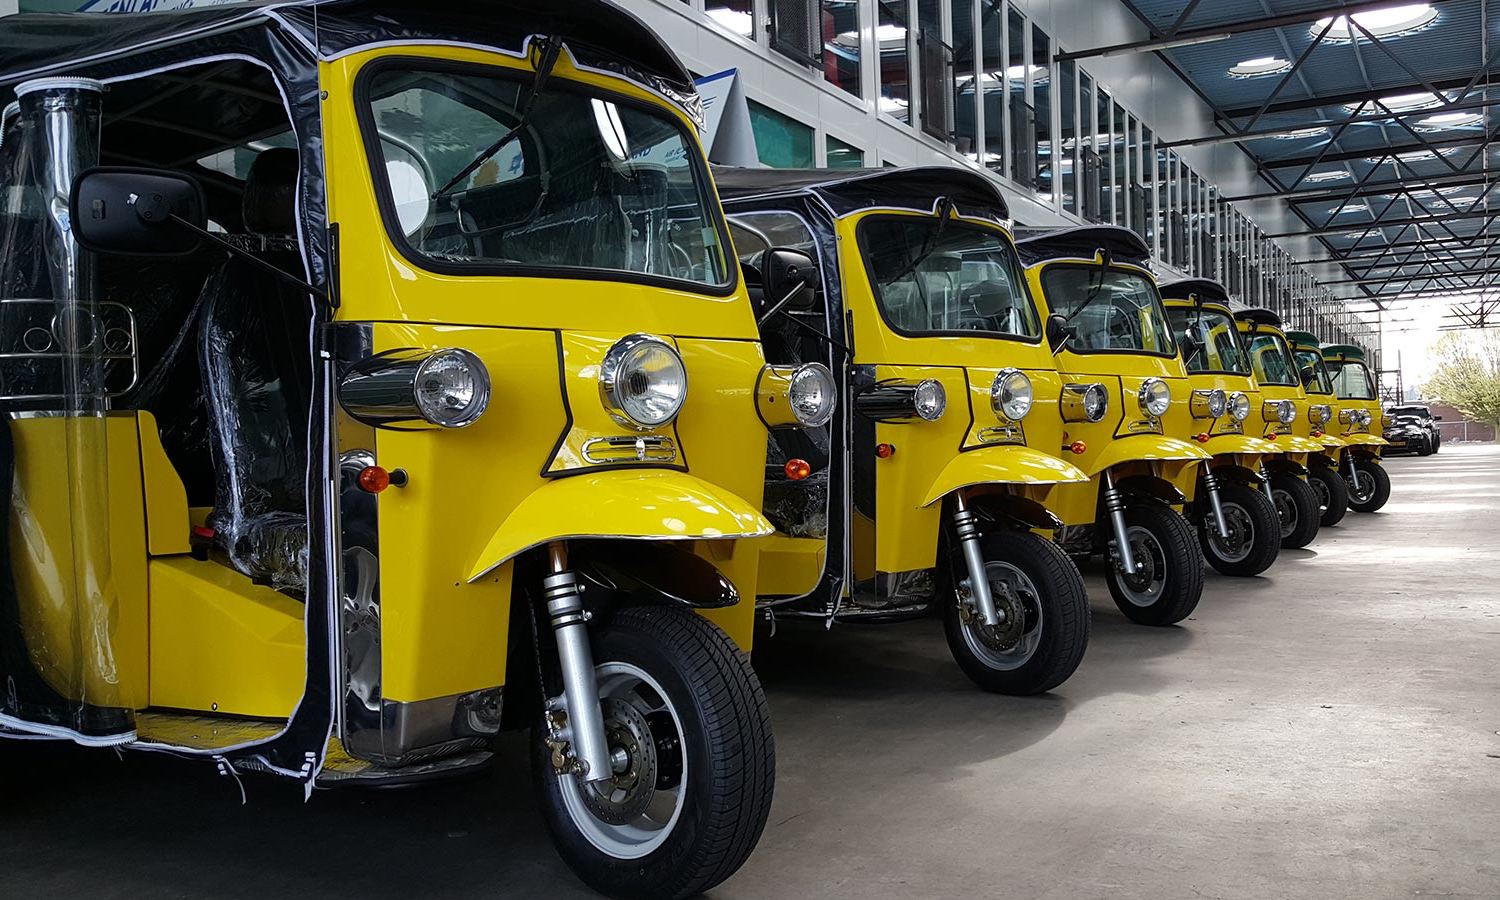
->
<box><xmin>1384</xmin><ymin>405</ymin><xmax>1442</xmax><ymax>456</ymax></box>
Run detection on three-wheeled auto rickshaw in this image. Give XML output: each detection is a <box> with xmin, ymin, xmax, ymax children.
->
<box><xmin>1158</xmin><ymin>280</ymin><xmax>1281</xmax><ymax>577</ymax></box>
<box><xmin>1233</xmin><ymin>309</ymin><xmax>1330</xmax><ymax>548</ymax></box>
<box><xmin>1016</xmin><ymin>227</ymin><xmax>1212</xmax><ymax>626</ymax></box>
<box><xmin>0</xmin><ymin>5</ymin><xmax>788</xmax><ymax>897</ymax></box>
<box><xmin>1286</xmin><ymin>331</ymin><xmax>1351</xmax><ymax>526</ymax></box>
<box><xmin>713</xmin><ymin>166</ymin><xmax>1091</xmax><ymax>695</ymax></box>
<box><xmin>1320</xmin><ymin>343</ymin><xmax>1391</xmax><ymax>513</ymax></box>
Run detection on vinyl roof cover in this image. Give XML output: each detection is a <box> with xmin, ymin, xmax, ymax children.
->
<box><xmin>712</xmin><ymin>165</ymin><xmax>1010</xmax><ymax>221</ymax></box>
<box><xmin>1233</xmin><ymin>306</ymin><xmax>1284</xmax><ymax>328</ymax></box>
<box><xmin>1159</xmin><ymin>278</ymin><xmax>1232</xmax><ymax>304</ymax></box>
<box><xmin>0</xmin><ymin>0</ymin><xmax>695</xmax><ymax>98</ymax></box>
<box><xmin>1013</xmin><ymin>225</ymin><xmax>1152</xmax><ymax>267</ymax></box>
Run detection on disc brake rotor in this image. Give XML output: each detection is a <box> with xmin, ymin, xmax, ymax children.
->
<box><xmin>581</xmin><ymin>696</ymin><xmax>658</xmax><ymax>826</ymax></box>
<box><xmin>1122</xmin><ymin>534</ymin><xmax>1158</xmax><ymax>591</ymax></box>
<box><xmin>967</xmin><ymin>577</ymin><xmax>1030</xmax><ymax>652</ymax></box>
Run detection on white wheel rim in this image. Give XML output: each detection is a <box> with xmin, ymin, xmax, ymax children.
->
<box><xmin>1117</xmin><ymin>524</ymin><xmax>1167</xmax><ymax>607</ymax></box>
<box><xmin>1207</xmin><ymin>501</ymin><xmax>1256</xmax><ymax>564</ymax></box>
<box><xmin>1271</xmin><ymin>488</ymin><xmax>1298</xmax><ymax>539</ymax></box>
<box><xmin>959</xmin><ymin>560</ymin><xmax>1044</xmax><ymax>670</ymax></box>
<box><xmin>557</xmin><ymin>661</ymin><xmax>687</xmax><ymax>860</ymax></box>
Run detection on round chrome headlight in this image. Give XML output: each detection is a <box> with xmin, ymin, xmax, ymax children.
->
<box><xmin>787</xmin><ymin>363</ymin><xmax>837</xmax><ymax>428</ymax></box>
<box><xmin>991</xmin><ymin>368</ymin><xmax>1033</xmax><ymax>421</ymax></box>
<box><xmin>1138</xmin><ymin>377</ymin><xmax>1171</xmax><ymax>418</ymax></box>
<box><xmin>1310</xmin><ymin>404</ymin><xmax>1331</xmax><ymax>425</ymax></box>
<box><xmin>414</xmin><ymin>348</ymin><xmax>491</xmax><ymax>428</ymax></box>
<box><xmin>914</xmin><ymin>378</ymin><xmax>947</xmax><ymax>421</ymax></box>
<box><xmin>1359</xmin><ymin>409</ymin><xmax>1374</xmax><ymax>426</ymax></box>
<box><xmin>1277</xmin><ymin>399</ymin><xmax>1297</xmax><ymax>424</ymax></box>
<box><xmin>1206</xmin><ymin>389</ymin><xmax>1228</xmax><ymax>419</ymax></box>
<box><xmin>1228</xmin><ymin>391</ymin><xmax>1251</xmax><ymax>422</ymax></box>
<box><xmin>599</xmin><ymin>334</ymin><xmax>688</xmax><ymax>429</ymax></box>
<box><xmin>1061</xmin><ymin>382</ymin><xmax>1108</xmax><ymax>423</ymax></box>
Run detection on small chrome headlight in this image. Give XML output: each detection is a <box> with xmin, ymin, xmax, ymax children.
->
<box><xmin>914</xmin><ymin>378</ymin><xmax>947</xmax><ymax>421</ymax></box>
<box><xmin>600</xmin><ymin>334</ymin><xmax>688</xmax><ymax>430</ymax></box>
<box><xmin>1359</xmin><ymin>409</ymin><xmax>1374</xmax><ymax>426</ymax></box>
<box><xmin>414</xmin><ymin>349</ymin><xmax>491</xmax><ymax>428</ymax></box>
<box><xmin>991</xmin><ymin>368</ymin><xmax>1033</xmax><ymax>421</ymax></box>
<box><xmin>1228</xmin><ymin>391</ymin><xmax>1251</xmax><ymax>422</ymax></box>
<box><xmin>787</xmin><ymin>363</ymin><xmax>837</xmax><ymax>428</ymax></box>
<box><xmin>340</xmin><ymin>347</ymin><xmax>490</xmax><ymax>429</ymax></box>
<box><xmin>1339</xmin><ymin>408</ymin><xmax>1356</xmax><ymax>425</ymax></box>
<box><xmin>1191</xmin><ymin>388</ymin><xmax>1227</xmax><ymax>419</ymax></box>
<box><xmin>1278</xmin><ymin>400</ymin><xmax>1297</xmax><ymax>424</ymax></box>
<box><xmin>1138</xmin><ymin>378</ymin><xmax>1171</xmax><ymax>418</ymax></box>
<box><xmin>1061</xmin><ymin>382</ymin><xmax>1109</xmax><ymax>423</ymax></box>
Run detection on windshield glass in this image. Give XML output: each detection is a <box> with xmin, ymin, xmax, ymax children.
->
<box><xmin>1040</xmin><ymin>266</ymin><xmax>1177</xmax><ymax>355</ymax></box>
<box><xmin>363</xmin><ymin>65</ymin><xmax>731</xmax><ymax>289</ymax></box>
<box><xmin>1246</xmin><ymin>332</ymin><xmax>1298</xmax><ymax>386</ymax></box>
<box><xmin>1168</xmin><ymin>307</ymin><xmax>1250</xmax><ymax>374</ymax></box>
<box><xmin>1293</xmin><ymin>348</ymin><xmax>1334</xmax><ymax>394</ymax></box>
<box><xmin>860</xmin><ymin>218</ymin><xmax>1041</xmax><ymax>339</ymax></box>
<box><xmin>1326</xmin><ymin>359</ymin><xmax>1377</xmax><ymax>399</ymax></box>
<box><xmin>1389</xmin><ymin>406</ymin><xmax>1428</xmax><ymax>418</ymax></box>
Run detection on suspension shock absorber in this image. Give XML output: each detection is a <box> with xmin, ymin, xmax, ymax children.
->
<box><xmin>1344</xmin><ymin>450</ymin><xmax>1360</xmax><ymax>487</ymax></box>
<box><xmin>542</xmin><ymin>542</ymin><xmax>612</xmax><ymax>783</ymax></box>
<box><xmin>1102</xmin><ymin>469</ymin><xmax>1142</xmax><ymax>576</ymax></box>
<box><xmin>1258</xmin><ymin>463</ymin><xmax>1276</xmax><ymax>506</ymax></box>
<box><xmin>951</xmin><ymin>493</ymin><xmax>1003</xmax><ymax>627</ymax></box>
<box><xmin>1201</xmin><ymin>466</ymin><xmax>1231</xmax><ymax>538</ymax></box>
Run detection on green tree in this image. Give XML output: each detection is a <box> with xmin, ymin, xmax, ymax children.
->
<box><xmin>1422</xmin><ymin>328</ymin><xmax>1500</xmax><ymax>434</ymax></box>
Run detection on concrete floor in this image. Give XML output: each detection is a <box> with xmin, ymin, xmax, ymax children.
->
<box><xmin>3</xmin><ymin>446</ymin><xmax>1498</xmax><ymax>900</ymax></box>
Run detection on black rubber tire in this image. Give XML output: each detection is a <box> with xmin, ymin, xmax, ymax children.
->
<box><xmin>1307</xmin><ymin>465</ymin><xmax>1349</xmax><ymax>527</ymax></box>
<box><xmin>1433</xmin><ymin>433</ymin><xmax>1442</xmax><ymax>453</ymax></box>
<box><xmin>1347</xmin><ymin>458</ymin><xmax>1391</xmax><ymax>513</ymax></box>
<box><xmin>1104</xmin><ymin>503</ymin><xmax>1204</xmax><ymax>626</ymax></box>
<box><xmin>939</xmin><ymin>529</ymin><xmax>1091</xmax><ymax>695</ymax></box>
<box><xmin>1417</xmin><ymin>436</ymin><xmax>1434</xmax><ymax>456</ymax></box>
<box><xmin>533</xmin><ymin>606</ymin><xmax>774</xmax><ymax>900</ymax></box>
<box><xmin>1199</xmin><ymin>481</ymin><xmax>1281</xmax><ymax>577</ymax></box>
<box><xmin>1270</xmin><ymin>472</ymin><xmax>1320</xmax><ymax>549</ymax></box>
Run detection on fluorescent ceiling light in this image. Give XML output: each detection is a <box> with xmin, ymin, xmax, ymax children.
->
<box><xmin>1313</xmin><ymin>4</ymin><xmax>1438</xmax><ymax>41</ymax></box>
<box><xmin>1228</xmin><ymin>56</ymin><xmax>1292</xmax><ymax>78</ymax></box>
<box><xmin>1271</xmin><ymin>127</ymin><xmax>1328</xmax><ymax>140</ymax></box>
<box><xmin>1416</xmin><ymin>111</ymin><xmax>1484</xmax><ymax>130</ymax></box>
<box><xmin>1347</xmin><ymin>90</ymin><xmax>1445</xmax><ymax>113</ymax></box>
<box><xmin>1330</xmin><ymin>203</ymin><xmax>1370</xmax><ymax>214</ymax></box>
<box><xmin>1305</xmin><ymin>170</ymin><xmax>1351</xmax><ymax>182</ymax></box>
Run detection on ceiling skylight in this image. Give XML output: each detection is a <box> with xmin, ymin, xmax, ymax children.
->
<box><xmin>1312</xmin><ymin>4</ymin><xmax>1438</xmax><ymax>41</ymax></box>
<box><xmin>1228</xmin><ymin>56</ymin><xmax>1292</xmax><ymax>78</ymax></box>
<box><xmin>1305</xmin><ymin>170</ymin><xmax>1351</xmax><ymax>182</ymax></box>
<box><xmin>1416</xmin><ymin>111</ymin><xmax>1484</xmax><ymax>130</ymax></box>
<box><xmin>1345</xmin><ymin>91</ymin><xmax>1445</xmax><ymax>113</ymax></box>
<box><xmin>1271</xmin><ymin>127</ymin><xmax>1328</xmax><ymax>140</ymax></box>
<box><xmin>1329</xmin><ymin>203</ymin><xmax>1370</xmax><ymax>214</ymax></box>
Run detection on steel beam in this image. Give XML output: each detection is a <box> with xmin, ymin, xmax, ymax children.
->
<box><xmin>1265</xmin><ymin>207</ymin><xmax>1500</xmax><ymax>238</ymax></box>
<box><xmin>1218</xmin><ymin>76</ymin><xmax>1477</xmax><ymax>121</ymax></box>
<box><xmin>1164</xmin><ymin>95</ymin><xmax>1500</xmax><ymax>149</ymax></box>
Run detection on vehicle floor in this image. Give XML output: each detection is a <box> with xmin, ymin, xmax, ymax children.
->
<box><xmin>1</xmin><ymin>446</ymin><xmax>1496</xmax><ymax>900</ymax></box>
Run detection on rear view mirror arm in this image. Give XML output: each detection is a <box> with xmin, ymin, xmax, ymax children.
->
<box><xmin>169</xmin><ymin>212</ymin><xmax>330</xmax><ymax>310</ymax></box>
<box><xmin>755</xmin><ymin>279</ymin><xmax>809</xmax><ymax>326</ymax></box>
<box><xmin>773</xmin><ymin>307</ymin><xmax>851</xmax><ymax>358</ymax></box>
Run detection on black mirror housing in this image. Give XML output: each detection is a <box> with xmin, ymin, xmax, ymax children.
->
<box><xmin>1045</xmin><ymin>313</ymin><xmax>1072</xmax><ymax>353</ymax></box>
<box><xmin>70</xmin><ymin>167</ymin><xmax>206</xmax><ymax>256</ymax></box>
<box><xmin>762</xmin><ymin>247</ymin><xmax>819</xmax><ymax>313</ymax></box>
<box><xmin>1299</xmin><ymin>365</ymin><xmax>1316</xmax><ymax>387</ymax></box>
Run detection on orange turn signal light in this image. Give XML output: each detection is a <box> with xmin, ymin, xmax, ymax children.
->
<box><xmin>1265</xmin><ymin>432</ymin><xmax>1279</xmax><ymax>440</ymax></box>
<box><xmin>1195</xmin><ymin>432</ymin><xmax>1210</xmax><ymax>443</ymax></box>
<box><xmin>1068</xmin><ymin>440</ymin><xmax>1087</xmax><ymax>455</ymax></box>
<box><xmin>358</xmin><ymin>465</ymin><xmax>391</xmax><ymax>493</ymax></box>
<box><xmin>875</xmin><ymin>443</ymin><xmax>896</xmax><ymax>459</ymax></box>
<box><xmin>1312</xmin><ymin>430</ymin><xmax>1323</xmax><ymax>437</ymax></box>
<box><xmin>784</xmin><ymin>458</ymin><xmax>812</xmax><ymax>480</ymax></box>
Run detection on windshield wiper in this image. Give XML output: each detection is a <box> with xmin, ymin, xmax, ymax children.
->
<box><xmin>1064</xmin><ymin>247</ymin><xmax>1113</xmax><ymax>324</ymax></box>
<box><xmin>885</xmin><ymin>197</ymin><xmax>954</xmax><ymax>284</ymax></box>
<box><xmin>432</xmin><ymin>36</ymin><xmax>562</xmax><ymax>199</ymax></box>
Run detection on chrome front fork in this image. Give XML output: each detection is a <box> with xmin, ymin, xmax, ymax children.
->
<box><xmin>952</xmin><ymin>493</ymin><xmax>1003</xmax><ymax>627</ymax></box>
<box><xmin>1103</xmin><ymin>469</ymin><xmax>1142</xmax><ymax>576</ymax></box>
<box><xmin>1345</xmin><ymin>452</ymin><xmax>1360</xmax><ymax>486</ymax></box>
<box><xmin>1258</xmin><ymin>464</ymin><xmax>1276</xmax><ymax>506</ymax></box>
<box><xmin>1201</xmin><ymin>468</ymin><xmax>1230</xmax><ymax>538</ymax></box>
<box><xmin>543</xmin><ymin>542</ymin><xmax>612</xmax><ymax>783</ymax></box>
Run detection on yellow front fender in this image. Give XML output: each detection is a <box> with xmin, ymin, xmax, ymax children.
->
<box><xmin>1202</xmin><ymin>433</ymin><xmax>1274</xmax><ymax>457</ymax></box>
<box><xmin>1088</xmin><ymin>434</ymin><xmax>1211</xmax><ymax>476</ymax></box>
<box><xmin>920</xmin><ymin>445</ymin><xmax>1088</xmax><ymax>507</ymax></box>
<box><xmin>1268</xmin><ymin>434</ymin><xmax>1329</xmax><ymax>455</ymax></box>
<box><xmin>467</xmin><ymin>471</ymin><xmax>773</xmax><ymax>583</ymax></box>
<box><xmin>1342</xmin><ymin>432</ymin><xmax>1389</xmax><ymax>447</ymax></box>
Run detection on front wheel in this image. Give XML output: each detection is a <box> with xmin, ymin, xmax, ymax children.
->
<box><xmin>940</xmin><ymin>529</ymin><xmax>1090</xmax><ymax>695</ymax></box>
<box><xmin>1269</xmin><ymin>472</ymin><xmax>1320</xmax><ymax>549</ymax></box>
<box><xmin>1307</xmin><ymin>466</ymin><xmax>1349</xmax><ymax>527</ymax></box>
<box><xmin>534</xmin><ymin>606</ymin><xmax>774</xmax><ymax>900</ymax></box>
<box><xmin>1199</xmin><ymin>481</ymin><xmax>1281</xmax><ymax>577</ymax></box>
<box><xmin>1417</xmin><ymin>437</ymin><xmax>1434</xmax><ymax>457</ymax></box>
<box><xmin>1347</xmin><ymin>458</ymin><xmax>1391</xmax><ymax>513</ymax></box>
<box><xmin>1104</xmin><ymin>503</ymin><xmax>1204</xmax><ymax>626</ymax></box>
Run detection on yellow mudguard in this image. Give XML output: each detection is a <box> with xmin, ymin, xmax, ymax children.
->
<box><xmin>467</xmin><ymin>470</ymin><xmax>773</xmax><ymax>582</ymax></box>
<box><xmin>1202</xmin><ymin>433</ymin><xmax>1274</xmax><ymax>456</ymax></box>
<box><xmin>1342</xmin><ymin>432</ymin><xmax>1389</xmax><ymax>448</ymax></box>
<box><xmin>1087</xmin><ymin>434</ymin><xmax>1211</xmax><ymax>476</ymax></box>
<box><xmin>1270</xmin><ymin>434</ymin><xmax>1329</xmax><ymax>455</ymax></box>
<box><xmin>920</xmin><ymin>445</ymin><xmax>1088</xmax><ymax>507</ymax></box>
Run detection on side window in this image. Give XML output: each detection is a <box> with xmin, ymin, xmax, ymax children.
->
<box><xmin>725</xmin><ymin>210</ymin><xmax>819</xmax><ymax>264</ymax></box>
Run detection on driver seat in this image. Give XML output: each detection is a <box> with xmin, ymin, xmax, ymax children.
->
<box><xmin>197</xmin><ymin>148</ymin><xmax>313</xmax><ymax>594</ymax></box>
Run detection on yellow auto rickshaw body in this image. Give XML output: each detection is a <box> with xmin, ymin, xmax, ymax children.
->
<box><xmin>1320</xmin><ymin>344</ymin><xmax>1388</xmax><ymax>458</ymax></box>
<box><xmin>1234</xmin><ymin>313</ymin><xmax>1325</xmax><ymax>464</ymax></box>
<box><xmin>1286</xmin><ymin>331</ymin><xmax>1348</xmax><ymax>467</ymax></box>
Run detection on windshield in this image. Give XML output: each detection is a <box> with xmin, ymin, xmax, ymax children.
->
<box><xmin>1246</xmin><ymin>332</ymin><xmax>1298</xmax><ymax>386</ymax></box>
<box><xmin>362</xmin><ymin>65</ymin><xmax>731</xmax><ymax>290</ymax></box>
<box><xmin>1389</xmin><ymin>406</ymin><xmax>1428</xmax><ymax>418</ymax></box>
<box><xmin>859</xmin><ymin>218</ymin><xmax>1041</xmax><ymax>339</ymax></box>
<box><xmin>1168</xmin><ymin>307</ymin><xmax>1250</xmax><ymax>374</ymax></box>
<box><xmin>1293</xmin><ymin>348</ymin><xmax>1334</xmax><ymax>394</ymax></box>
<box><xmin>1040</xmin><ymin>266</ymin><xmax>1177</xmax><ymax>355</ymax></box>
<box><xmin>1326</xmin><ymin>359</ymin><xmax>1377</xmax><ymax>400</ymax></box>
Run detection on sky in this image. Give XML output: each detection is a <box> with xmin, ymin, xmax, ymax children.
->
<box><xmin>1376</xmin><ymin>295</ymin><xmax>1492</xmax><ymax>400</ymax></box>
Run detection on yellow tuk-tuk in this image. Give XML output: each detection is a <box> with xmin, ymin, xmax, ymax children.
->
<box><xmin>1017</xmin><ymin>227</ymin><xmax>1213</xmax><ymax>627</ymax></box>
<box><xmin>0</xmin><ymin>5</ymin><xmax>786</xmax><ymax>897</ymax></box>
<box><xmin>1321</xmin><ymin>344</ymin><xmax>1391</xmax><ymax>513</ymax></box>
<box><xmin>1158</xmin><ymin>280</ymin><xmax>1281</xmax><ymax>577</ymax></box>
<box><xmin>1233</xmin><ymin>309</ymin><xmax>1330</xmax><ymax>548</ymax></box>
<box><xmin>714</xmin><ymin>167</ymin><xmax>1091</xmax><ymax>695</ymax></box>
<box><xmin>1286</xmin><ymin>331</ymin><xmax>1351</xmax><ymax>526</ymax></box>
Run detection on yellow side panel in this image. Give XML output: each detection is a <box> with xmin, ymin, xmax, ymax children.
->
<box><xmin>148</xmin><ymin>557</ymin><xmax>304</xmax><ymax>718</ymax></box>
<box><xmin>9</xmin><ymin>416</ymin><xmax>148</xmax><ymax>710</ymax></box>
<box><xmin>872</xmin><ymin>365</ymin><xmax>969</xmax><ymax>573</ymax></box>
<box><xmin>137</xmin><ymin>411</ymin><xmax>191</xmax><ymax>556</ymax></box>
<box><xmin>755</xmin><ymin>534</ymin><xmax>825</xmax><ymax>598</ymax></box>
<box><xmin>1047</xmin><ymin>478</ymin><xmax>1102</xmax><ymax>528</ymax></box>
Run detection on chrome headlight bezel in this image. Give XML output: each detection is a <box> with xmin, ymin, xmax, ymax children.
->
<box><xmin>991</xmin><ymin>368</ymin><xmax>1034</xmax><ymax>421</ymax></box>
<box><xmin>1277</xmin><ymin>399</ymin><xmax>1297</xmax><ymax>424</ymax></box>
<box><xmin>1191</xmin><ymin>388</ymin><xmax>1228</xmax><ymax>419</ymax></box>
<box><xmin>339</xmin><ymin>346</ymin><xmax>491</xmax><ymax>429</ymax></box>
<box><xmin>787</xmin><ymin>363</ymin><xmax>837</xmax><ymax>428</ymax></box>
<box><xmin>599</xmin><ymin>333</ymin><xmax>688</xmax><ymax>430</ymax></box>
<box><xmin>1138</xmin><ymin>377</ymin><xmax>1171</xmax><ymax>418</ymax></box>
<box><xmin>1227</xmin><ymin>391</ymin><xmax>1252</xmax><ymax>422</ymax></box>
<box><xmin>914</xmin><ymin>378</ymin><xmax>947</xmax><ymax>421</ymax></box>
<box><xmin>1060</xmin><ymin>382</ymin><xmax>1109</xmax><ymax>423</ymax></box>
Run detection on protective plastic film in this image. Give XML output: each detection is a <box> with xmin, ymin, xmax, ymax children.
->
<box><xmin>0</xmin><ymin>78</ymin><xmax>135</xmax><ymax>742</ymax></box>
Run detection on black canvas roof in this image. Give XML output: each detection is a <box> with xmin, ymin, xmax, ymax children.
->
<box><xmin>1233</xmin><ymin>307</ymin><xmax>1283</xmax><ymax>328</ymax></box>
<box><xmin>712</xmin><ymin>165</ymin><xmax>1009</xmax><ymax>221</ymax></box>
<box><xmin>1013</xmin><ymin>225</ymin><xmax>1151</xmax><ymax>267</ymax></box>
<box><xmin>1159</xmin><ymin>278</ymin><xmax>1231</xmax><ymax>304</ymax></box>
